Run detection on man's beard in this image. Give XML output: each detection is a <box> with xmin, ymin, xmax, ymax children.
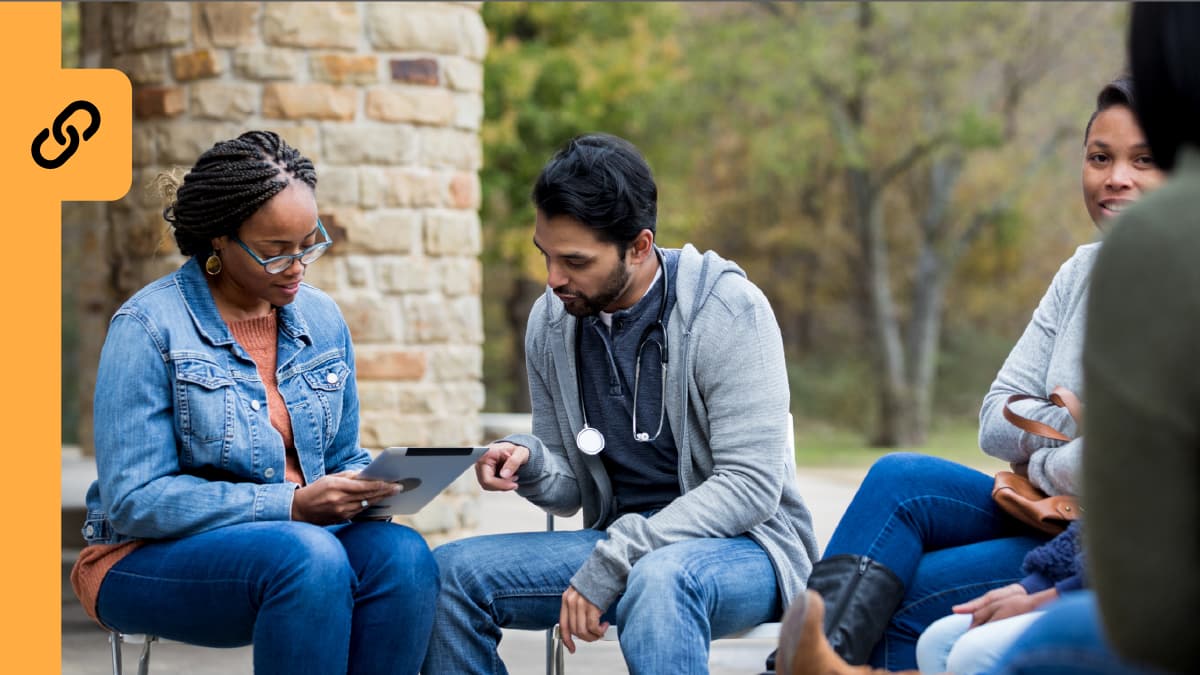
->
<box><xmin>556</xmin><ymin>261</ymin><xmax>631</xmax><ymax>317</ymax></box>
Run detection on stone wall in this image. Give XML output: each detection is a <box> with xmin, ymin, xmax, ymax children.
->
<box><xmin>69</xmin><ymin>1</ymin><xmax>487</xmax><ymax>542</ymax></box>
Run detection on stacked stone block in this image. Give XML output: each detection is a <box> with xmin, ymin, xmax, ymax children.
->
<box><xmin>69</xmin><ymin>2</ymin><xmax>487</xmax><ymax>542</ymax></box>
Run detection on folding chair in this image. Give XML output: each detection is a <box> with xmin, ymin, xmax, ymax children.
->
<box><xmin>108</xmin><ymin>631</ymin><xmax>156</xmax><ymax>675</ymax></box>
<box><xmin>549</xmin><ymin>618</ymin><xmax>780</xmax><ymax>674</ymax></box>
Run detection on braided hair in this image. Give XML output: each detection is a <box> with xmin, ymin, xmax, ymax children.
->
<box><xmin>163</xmin><ymin>130</ymin><xmax>318</xmax><ymax>257</ymax></box>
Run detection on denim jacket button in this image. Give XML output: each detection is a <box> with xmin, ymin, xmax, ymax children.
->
<box><xmin>326</xmin><ymin>372</ymin><xmax>338</xmax><ymax>384</ymax></box>
<box><xmin>251</xmin><ymin>400</ymin><xmax>261</xmax><ymax>411</ymax></box>
<box><xmin>263</xmin><ymin>467</ymin><xmax>275</xmax><ymax>478</ymax></box>
<box><xmin>84</xmin><ymin>524</ymin><xmax>94</xmax><ymax>537</ymax></box>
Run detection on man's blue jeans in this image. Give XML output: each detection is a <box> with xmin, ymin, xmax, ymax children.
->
<box><xmin>421</xmin><ymin>529</ymin><xmax>781</xmax><ymax>675</ymax></box>
<box><xmin>822</xmin><ymin>453</ymin><xmax>1049</xmax><ymax>670</ymax></box>
<box><xmin>97</xmin><ymin>520</ymin><xmax>439</xmax><ymax>675</ymax></box>
<box><xmin>988</xmin><ymin>591</ymin><xmax>1165</xmax><ymax>674</ymax></box>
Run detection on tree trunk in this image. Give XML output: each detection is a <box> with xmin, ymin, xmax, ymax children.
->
<box><xmin>845</xmin><ymin>166</ymin><xmax>919</xmax><ymax>447</ymax></box>
<box><xmin>793</xmin><ymin>249</ymin><xmax>819</xmax><ymax>352</ymax></box>
<box><xmin>875</xmin><ymin>379</ymin><xmax>920</xmax><ymax>447</ymax></box>
<box><xmin>504</xmin><ymin>276</ymin><xmax>543</xmax><ymax>412</ymax></box>
<box><xmin>903</xmin><ymin>154</ymin><xmax>963</xmax><ymax>445</ymax></box>
<box><xmin>906</xmin><ymin>243</ymin><xmax>946</xmax><ymax>446</ymax></box>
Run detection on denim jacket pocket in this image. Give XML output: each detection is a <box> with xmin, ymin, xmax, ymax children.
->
<box><xmin>173</xmin><ymin>356</ymin><xmax>235</xmax><ymax>466</ymax></box>
<box><xmin>301</xmin><ymin>358</ymin><xmax>351</xmax><ymax>446</ymax></box>
<box><xmin>302</xmin><ymin>359</ymin><xmax>350</xmax><ymax>392</ymax></box>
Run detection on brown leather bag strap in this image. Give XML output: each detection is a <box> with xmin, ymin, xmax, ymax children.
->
<box><xmin>1049</xmin><ymin>386</ymin><xmax>1084</xmax><ymax>426</ymax></box>
<box><xmin>1002</xmin><ymin>387</ymin><xmax>1082</xmax><ymax>442</ymax></box>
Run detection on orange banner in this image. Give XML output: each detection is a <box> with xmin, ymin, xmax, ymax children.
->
<box><xmin>0</xmin><ymin>3</ymin><xmax>131</xmax><ymax>671</ymax></box>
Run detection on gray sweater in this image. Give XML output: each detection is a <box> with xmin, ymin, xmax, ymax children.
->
<box><xmin>979</xmin><ymin>243</ymin><xmax>1098</xmax><ymax>496</ymax></box>
<box><xmin>505</xmin><ymin>244</ymin><xmax>819</xmax><ymax>612</ymax></box>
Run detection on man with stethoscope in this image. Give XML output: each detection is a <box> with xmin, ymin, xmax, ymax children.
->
<box><xmin>422</xmin><ymin>134</ymin><xmax>820</xmax><ymax>675</ymax></box>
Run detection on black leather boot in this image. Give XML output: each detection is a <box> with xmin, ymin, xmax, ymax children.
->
<box><xmin>761</xmin><ymin>554</ymin><xmax>904</xmax><ymax>673</ymax></box>
<box><xmin>776</xmin><ymin>591</ymin><xmax>921</xmax><ymax>675</ymax></box>
<box><xmin>807</xmin><ymin>554</ymin><xmax>906</xmax><ymax>665</ymax></box>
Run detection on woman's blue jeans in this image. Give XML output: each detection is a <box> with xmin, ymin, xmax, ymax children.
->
<box><xmin>421</xmin><ymin>529</ymin><xmax>781</xmax><ymax>675</ymax></box>
<box><xmin>822</xmin><ymin>453</ymin><xmax>1049</xmax><ymax>670</ymax></box>
<box><xmin>97</xmin><ymin>520</ymin><xmax>439</xmax><ymax>675</ymax></box>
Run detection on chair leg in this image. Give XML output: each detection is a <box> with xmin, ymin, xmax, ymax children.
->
<box><xmin>109</xmin><ymin>631</ymin><xmax>123</xmax><ymax>675</ymax></box>
<box><xmin>137</xmin><ymin>635</ymin><xmax>156</xmax><ymax>675</ymax></box>
<box><xmin>545</xmin><ymin>513</ymin><xmax>557</xmax><ymax>675</ymax></box>
<box><xmin>552</xmin><ymin>624</ymin><xmax>565</xmax><ymax>675</ymax></box>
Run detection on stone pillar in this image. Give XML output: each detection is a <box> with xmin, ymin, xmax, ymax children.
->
<box><xmin>71</xmin><ymin>2</ymin><xmax>487</xmax><ymax>542</ymax></box>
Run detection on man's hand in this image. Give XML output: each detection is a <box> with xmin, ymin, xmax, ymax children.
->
<box><xmin>475</xmin><ymin>442</ymin><xmax>530</xmax><ymax>491</ymax></box>
<box><xmin>291</xmin><ymin>471</ymin><xmax>398</xmax><ymax>524</ymax></box>
<box><xmin>558</xmin><ymin>586</ymin><xmax>608</xmax><ymax>654</ymax></box>
<box><xmin>953</xmin><ymin>583</ymin><xmax>1059</xmax><ymax>628</ymax></box>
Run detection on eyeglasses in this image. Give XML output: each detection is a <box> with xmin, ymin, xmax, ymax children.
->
<box><xmin>233</xmin><ymin>219</ymin><xmax>332</xmax><ymax>274</ymax></box>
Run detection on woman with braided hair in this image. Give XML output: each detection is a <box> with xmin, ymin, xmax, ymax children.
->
<box><xmin>70</xmin><ymin>131</ymin><xmax>438</xmax><ymax>675</ymax></box>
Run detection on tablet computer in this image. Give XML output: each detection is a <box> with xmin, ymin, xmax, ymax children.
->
<box><xmin>356</xmin><ymin>446</ymin><xmax>487</xmax><ymax>516</ymax></box>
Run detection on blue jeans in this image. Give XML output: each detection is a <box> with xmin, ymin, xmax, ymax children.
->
<box><xmin>422</xmin><ymin>529</ymin><xmax>781</xmax><ymax>675</ymax></box>
<box><xmin>97</xmin><ymin>520</ymin><xmax>439</xmax><ymax>675</ymax></box>
<box><xmin>988</xmin><ymin>592</ymin><xmax>1163</xmax><ymax>674</ymax></box>
<box><xmin>823</xmin><ymin>453</ymin><xmax>1048</xmax><ymax>670</ymax></box>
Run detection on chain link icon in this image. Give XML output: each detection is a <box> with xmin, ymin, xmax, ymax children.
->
<box><xmin>31</xmin><ymin>99</ymin><xmax>101</xmax><ymax>170</ymax></box>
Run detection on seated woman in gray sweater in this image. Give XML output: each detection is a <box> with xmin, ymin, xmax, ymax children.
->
<box><xmin>769</xmin><ymin>76</ymin><xmax>1165</xmax><ymax>675</ymax></box>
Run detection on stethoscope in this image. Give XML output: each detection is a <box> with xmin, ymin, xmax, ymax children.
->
<box><xmin>573</xmin><ymin>247</ymin><xmax>669</xmax><ymax>456</ymax></box>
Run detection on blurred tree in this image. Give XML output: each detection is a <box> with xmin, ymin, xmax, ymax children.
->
<box><xmin>480</xmin><ymin>2</ymin><xmax>685</xmax><ymax>410</ymax></box>
<box><xmin>656</xmin><ymin>2</ymin><xmax>1124</xmax><ymax>445</ymax></box>
<box><xmin>62</xmin><ymin>2</ymin><xmax>79</xmax><ymax>67</ymax></box>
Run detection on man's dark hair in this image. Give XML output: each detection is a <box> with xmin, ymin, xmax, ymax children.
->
<box><xmin>1083</xmin><ymin>76</ymin><xmax>1137</xmax><ymax>145</ymax></box>
<box><xmin>164</xmin><ymin>130</ymin><xmax>318</xmax><ymax>257</ymax></box>
<box><xmin>532</xmin><ymin>133</ymin><xmax>657</xmax><ymax>252</ymax></box>
<box><xmin>1129</xmin><ymin>3</ymin><xmax>1200</xmax><ymax>172</ymax></box>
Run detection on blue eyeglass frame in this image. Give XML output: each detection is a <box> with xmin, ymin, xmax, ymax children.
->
<box><xmin>233</xmin><ymin>219</ymin><xmax>332</xmax><ymax>274</ymax></box>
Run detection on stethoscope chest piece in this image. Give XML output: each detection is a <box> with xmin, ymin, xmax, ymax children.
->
<box><xmin>576</xmin><ymin>425</ymin><xmax>606</xmax><ymax>455</ymax></box>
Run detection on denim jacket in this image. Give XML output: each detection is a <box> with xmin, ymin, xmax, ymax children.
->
<box><xmin>81</xmin><ymin>258</ymin><xmax>370</xmax><ymax>545</ymax></box>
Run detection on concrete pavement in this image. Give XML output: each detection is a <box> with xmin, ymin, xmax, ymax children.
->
<box><xmin>61</xmin><ymin>448</ymin><xmax>865</xmax><ymax>674</ymax></box>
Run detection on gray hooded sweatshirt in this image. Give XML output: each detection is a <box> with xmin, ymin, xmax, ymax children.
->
<box><xmin>505</xmin><ymin>244</ymin><xmax>819</xmax><ymax>612</ymax></box>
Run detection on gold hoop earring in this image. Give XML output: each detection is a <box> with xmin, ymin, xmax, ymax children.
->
<box><xmin>205</xmin><ymin>252</ymin><xmax>223</xmax><ymax>276</ymax></box>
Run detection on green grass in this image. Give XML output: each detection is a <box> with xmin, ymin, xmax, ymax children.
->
<box><xmin>793</xmin><ymin>419</ymin><xmax>1002</xmax><ymax>471</ymax></box>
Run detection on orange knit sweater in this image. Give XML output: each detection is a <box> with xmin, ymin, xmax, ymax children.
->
<box><xmin>71</xmin><ymin>312</ymin><xmax>302</xmax><ymax>624</ymax></box>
